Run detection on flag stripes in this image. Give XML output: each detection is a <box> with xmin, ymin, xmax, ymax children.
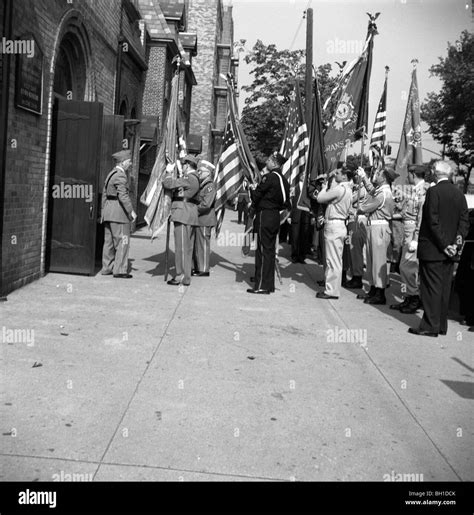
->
<box><xmin>369</xmin><ymin>77</ymin><xmax>387</xmax><ymax>166</ymax></box>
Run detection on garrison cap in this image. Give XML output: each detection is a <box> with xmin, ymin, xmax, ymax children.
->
<box><xmin>198</xmin><ymin>160</ymin><xmax>216</xmax><ymax>174</ymax></box>
<box><xmin>182</xmin><ymin>154</ymin><xmax>199</xmax><ymax>167</ymax></box>
<box><xmin>407</xmin><ymin>164</ymin><xmax>428</xmax><ymax>175</ymax></box>
<box><xmin>382</xmin><ymin>166</ymin><xmax>399</xmax><ymax>182</ymax></box>
<box><xmin>112</xmin><ymin>149</ymin><xmax>132</xmax><ymax>162</ymax></box>
<box><xmin>270</xmin><ymin>151</ymin><xmax>286</xmax><ymax>167</ymax></box>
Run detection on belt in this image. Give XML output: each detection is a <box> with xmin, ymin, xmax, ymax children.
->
<box><xmin>368</xmin><ymin>219</ymin><xmax>389</xmax><ymax>226</ymax></box>
<box><xmin>403</xmin><ymin>220</ymin><xmax>416</xmax><ymax>225</ymax></box>
<box><xmin>106</xmin><ymin>195</ymin><xmax>118</xmax><ymax>200</ymax></box>
<box><xmin>172</xmin><ymin>197</ymin><xmax>199</xmax><ymax>205</ymax></box>
<box><xmin>325</xmin><ymin>219</ymin><xmax>346</xmax><ymax>224</ymax></box>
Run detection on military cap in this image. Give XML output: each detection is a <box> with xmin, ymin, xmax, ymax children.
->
<box><xmin>270</xmin><ymin>151</ymin><xmax>286</xmax><ymax>167</ymax></box>
<box><xmin>198</xmin><ymin>160</ymin><xmax>216</xmax><ymax>174</ymax></box>
<box><xmin>182</xmin><ymin>154</ymin><xmax>199</xmax><ymax>167</ymax></box>
<box><xmin>407</xmin><ymin>164</ymin><xmax>428</xmax><ymax>175</ymax></box>
<box><xmin>382</xmin><ymin>166</ymin><xmax>399</xmax><ymax>182</ymax></box>
<box><xmin>112</xmin><ymin>149</ymin><xmax>132</xmax><ymax>162</ymax></box>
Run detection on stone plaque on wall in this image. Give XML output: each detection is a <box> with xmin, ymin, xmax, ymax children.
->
<box><xmin>15</xmin><ymin>34</ymin><xmax>43</xmax><ymax>115</ymax></box>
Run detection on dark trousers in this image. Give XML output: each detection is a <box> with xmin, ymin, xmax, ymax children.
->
<box><xmin>290</xmin><ymin>209</ymin><xmax>310</xmax><ymax>261</ymax></box>
<box><xmin>237</xmin><ymin>201</ymin><xmax>249</xmax><ymax>225</ymax></box>
<box><xmin>419</xmin><ymin>259</ymin><xmax>454</xmax><ymax>333</ymax></box>
<box><xmin>254</xmin><ymin>209</ymin><xmax>280</xmax><ymax>291</ymax></box>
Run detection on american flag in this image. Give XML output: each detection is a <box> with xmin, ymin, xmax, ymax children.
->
<box><xmin>369</xmin><ymin>73</ymin><xmax>388</xmax><ymax>168</ymax></box>
<box><xmin>214</xmin><ymin>111</ymin><xmax>241</xmax><ymax>235</ymax></box>
<box><xmin>214</xmin><ymin>75</ymin><xmax>257</xmax><ymax>236</ymax></box>
<box><xmin>280</xmin><ymin>84</ymin><xmax>309</xmax><ymax>197</ymax></box>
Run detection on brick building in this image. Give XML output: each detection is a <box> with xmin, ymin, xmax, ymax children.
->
<box><xmin>0</xmin><ymin>0</ymin><xmax>148</xmax><ymax>296</ymax></box>
<box><xmin>187</xmin><ymin>0</ymin><xmax>239</xmax><ymax>163</ymax></box>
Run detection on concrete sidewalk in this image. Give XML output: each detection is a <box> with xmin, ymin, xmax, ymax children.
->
<box><xmin>0</xmin><ymin>214</ymin><xmax>473</xmax><ymax>482</ymax></box>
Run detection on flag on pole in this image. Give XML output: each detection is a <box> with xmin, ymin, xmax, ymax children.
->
<box><xmin>214</xmin><ymin>76</ymin><xmax>257</xmax><ymax>236</ymax></box>
<box><xmin>369</xmin><ymin>70</ymin><xmax>388</xmax><ymax>169</ymax></box>
<box><xmin>297</xmin><ymin>73</ymin><xmax>326</xmax><ymax>212</ymax></box>
<box><xmin>323</xmin><ymin>18</ymin><xmax>377</xmax><ymax>171</ymax></box>
<box><xmin>140</xmin><ymin>64</ymin><xmax>182</xmax><ymax>239</ymax></box>
<box><xmin>394</xmin><ymin>64</ymin><xmax>423</xmax><ymax>184</ymax></box>
<box><xmin>279</xmin><ymin>82</ymin><xmax>309</xmax><ymax>197</ymax></box>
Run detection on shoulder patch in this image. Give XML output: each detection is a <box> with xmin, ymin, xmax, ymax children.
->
<box><xmin>207</xmin><ymin>186</ymin><xmax>213</xmax><ymax>192</ymax></box>
<box><xmin>262</xmin><ymin>176</ymin><xmax>267</xmax><ymax>183</ymax></box>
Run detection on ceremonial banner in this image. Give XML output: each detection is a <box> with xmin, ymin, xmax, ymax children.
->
<box><xmin>140</xmin><ymin>68</ymin><xmax>182</xmax><ymax>240</ymax></box>
<box><xmin>394</xmin><ymin>66</ymin><xmax>423</xmax><ymax>184</ymax></box>
<box><xmin>323</xmin><ymin>22</ymin><xmax>376</xmax><ymax>172</ymax></box>
<box><xmin>297</xmin><ymin>74</ymin><xmax>326</xmax><ymax>212</ymax></box>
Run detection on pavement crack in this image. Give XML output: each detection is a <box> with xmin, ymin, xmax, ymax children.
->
<box><xmin>92</xmin><ymin>289</ymin><xmax>190</xmax><ymax>481</ymax></box>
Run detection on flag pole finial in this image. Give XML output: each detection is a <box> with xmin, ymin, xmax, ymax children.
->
<box><xmin>411</xmin><ymin>59</ymin><xmax>419</xmax><ymax>69</ymax></box>
<box><xmin>385</xmin><ymin>65</ymin><xmax>390</xmax><ymax>76</ymax></box>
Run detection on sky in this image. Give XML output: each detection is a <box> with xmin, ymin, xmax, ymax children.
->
<box><xmin>231</xmin><ymin>0</ymin><xmax>472</xmax><ymax>158</ymax></box>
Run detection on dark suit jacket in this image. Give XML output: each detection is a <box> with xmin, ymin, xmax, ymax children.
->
<box><xmin>417</xmin><ymin>180</ymin><xmax>469</xmax><ymax>261</ymax></box>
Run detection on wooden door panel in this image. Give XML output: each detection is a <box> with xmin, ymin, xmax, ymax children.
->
<box><xmin>48</xmin><ymin>99</ymin><xmax>103</xmax><ymax>274</ymax></box>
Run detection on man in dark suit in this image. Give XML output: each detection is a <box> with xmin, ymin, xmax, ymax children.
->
<box><xmin>247</xmin><ymin>151</ymin><xmax>290</xmax><ymax>294</ymax></box>
<box><xmin>409</xmin><ymin>160</ymin><xmax>469</xmax><ymax>337</ymax></box>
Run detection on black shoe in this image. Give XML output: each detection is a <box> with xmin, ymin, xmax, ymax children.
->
<box><xmin>167</xmin><ymin>278</ymin><xmax>181</xmax><ymax>285</ymax></box>
<box><xmin>357</xmin><ymin>285</ymin><xmax>376</xmax><ymax>300</ymax></box>
<box><xmin>468</xmin><ymin>327</ymin><xmax>474</xmax><ymax>332</ymax></box>
<box><xmin>316</xmin><ymin>292</ymin><xmax>338</xmax><ymax>299</ymax></box>
<box><xmin>113</xmin><ymin>274</ymin><xmax>133</xmax><ymax>279</ymax></box>
<box><xmin>345</xmin><ymin>276</ymin><xmax>362</xmax><ymax>289</ymax></box>
<box><xmin>247</xmin><ymin>288</ymin><xmax>270</xmax><ymax>294</ymax></box>
<box><xmin>400</xmin><ymin>296</ymin><xmax>421</xmax><ymax>314</ymax></box>
<box><xmin>439</xmin><ymin>330</ymin><xmax>447</xmax><ymax>335</ymax></box>
<box><xmin>408</xmin><ymin>327</ymin><xmax>438</xmax><ymax>337</ymax></box>
<box><xmin>364</xmin><ymin>288</ymin><xmax>386</xmax><ymax>305</ymax></box>
<box><xmin>191</xmin><ymin>270</ymin><xmax>201</xmax><ymax>276</ymax></box>
<box><xmin>193</xmin><ymin>272</ymin><xmax>210</xmax><ymax>277</ymax></box>
<box><xmin>390</xmin><ymin>297</ymin><xmax>410</xmax><ymax>310</ymax></box>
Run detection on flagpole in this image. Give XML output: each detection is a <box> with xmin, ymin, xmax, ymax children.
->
<box><xmin>164</xmin><ymin>57</ymin><xmax>181</xmax><ymax>281</ymax></box>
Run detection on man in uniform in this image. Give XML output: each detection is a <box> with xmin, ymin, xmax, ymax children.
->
<box><xmin>100</xmin><ymin>149</ymin><xmax>136</xmax><ymax>278</ymax></box>
<box><xmin>163</xmin><ymin>155</ymin><xmax>200</xmax><ymax>286</ymax></box>
<box><xmin>247</xmin><ymin>151</ymin><xmax>290</xmax><ymax>294</ymax></box>
<box><xmin>356</xmin><ymin>166</ymin><xmax>398</xmax><ymax>304</ymax></box>
<box><xmin>345</xmin><ymin>167</ymin><xmax>369</xmax><ymax>289</ymax></box>
<box><xmin>390</xmin><ymin>164</ymin><xmax>427</xmax><ymax>313</ymax></box>
<box><xmin>315</xmin><ymin>163</ymin><xmax>353</xmax><ymax>299</ymax></box>
<box><xmin>192</xmin><ymin>160</ymin><xmax>217</xmax><ymax>277</ymax></box>
<box><xmin>237</xmin><ymin>179</ymin><xmax>250</xmax><ymax>225</ymax></box>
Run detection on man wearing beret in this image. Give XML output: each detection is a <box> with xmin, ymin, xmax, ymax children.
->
<box><xmin>100</xmin><ymin>149</ymin><xmax>136</xmax><ymax>278</ymax></box>
<box><xmin>355</xmin><ymin>166</ymin><xmax>398</xmax><ymax>304</ymax></box>
<box><xmin>247</xmin><ymin>151</ymin><xmax>290</xmax><ymax>294</ymax></box>
<box><xmin>390</xmin><ymin>164</ymin><xmax>428</xmax><ymax>313</ymax></box>
<box><xmin>163</xmin><ymin>154</ymin><xmax>200</xmax><ymax>286</ymax></box>
<box><xmin>192</xmin><ymin>160</ymin><xmax>217</xmax><ymax>277</ymax></box>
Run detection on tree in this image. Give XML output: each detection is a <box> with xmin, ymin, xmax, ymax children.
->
<box><xmin>421</xmin><ymin>30</ymin><xmax>474</xmax><ymax>167</ymax></box>
<box><xmin>240</xmin><ymin>40</ymin><xmax>337</xmax><ymax>168</ymax></box>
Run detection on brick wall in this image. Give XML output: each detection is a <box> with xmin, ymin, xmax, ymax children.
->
<box><xmin>1</xmin><ymin>0</ymin><xmax>146</xmax><ymax>295</ymax></box>
<box><xmin>187</xmin><ymin>0</ymin><xmax>221</xmax><ymax>160</ymax></box>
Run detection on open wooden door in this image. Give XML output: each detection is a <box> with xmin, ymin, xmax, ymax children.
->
<box><xmin>47</xmin><ymin>98</ymin><xmax>103</xmax><ymax>274</ymax></box>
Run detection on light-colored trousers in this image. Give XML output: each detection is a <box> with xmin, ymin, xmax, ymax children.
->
<box><xmin>193</xmin><ymin>226</ymin><xmax>212</xmax><ymax>273</ymax></box>
<box><xmin>174</xmin><ymin>222</ymin><xmax>195</xmax><ymax>284</ymax></box>
<box><xmin>366</xmin><ymin>223</ymin><xmax>391</xmax><ymax>288</ymax></box>
<box><xmin>324</xmin><ymin>221</ymin><xmax>347</xmax><ymax>298</ymax></box>
<box><xmin>399</xmin><ymin>223</ymin><xmax>419</xmax><ymax>296</ymax></box>
<box><xmin>102</xmin><ymin>221</ymin><xmax>130</xmax><ymax>275</ymax></box>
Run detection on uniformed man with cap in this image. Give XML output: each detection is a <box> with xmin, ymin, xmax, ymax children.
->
<box><xmin>355</xmin><ymin>165</ymin><xmax>398</xmax><ymax>304</ymax></box>
<box><xmin>163</xmin><ymin>154</ymin><xmax>200</xmax><ymax>286</ymax></box>
<box><xmin>247</xmin><ymin>151</ymin><xmax>290</xmax><ymax>294</ymax></box>
<box><xmin>100</xmin><ymin>149</ymin><xmax>136</xmax><ymax>278</ymax></box>
<box><xmin>315</xmin><ymin>162</ymin><xmax>353</xmax><ymax>299</ymax></box>
<box><xmin>192</xmin><ymin>160</ymin><xmax>217</xmax><ymax>277</ymax></box>
<box><xmin>390</xmin><ymin>164</ymin><xmax>428</xmax><ymax>313</ymax></box>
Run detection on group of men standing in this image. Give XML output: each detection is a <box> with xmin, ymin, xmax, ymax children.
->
<box><xmin>99</xmin><ymin>147</ymin><xmax>470</xmax><ymax>337</ymax></box>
